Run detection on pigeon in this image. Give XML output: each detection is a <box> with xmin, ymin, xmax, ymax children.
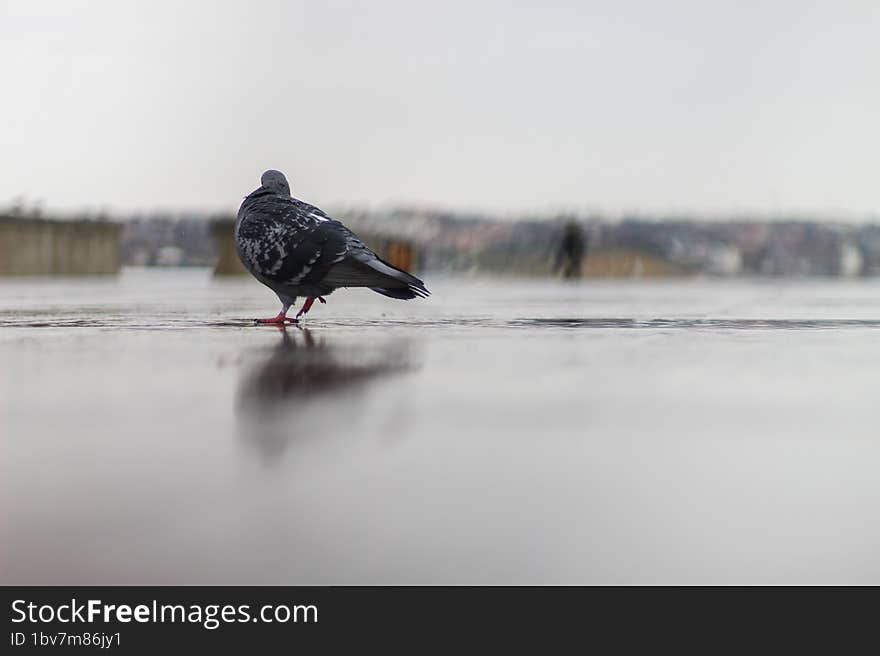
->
<box><xmin>236</xmin><ymin>170</ymin><xmax>430</xmax><ymax>323</ymax></box>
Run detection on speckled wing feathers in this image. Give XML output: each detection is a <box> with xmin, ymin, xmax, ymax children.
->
<box><xmin>236</xmin><ymin>191</ymin><xmax>430</xmax><ymax>299</ymax></box>
<box><xmin>236</xmin><ymin>195</ymin><xmax>347</xmax><ymax>287</ymax></box>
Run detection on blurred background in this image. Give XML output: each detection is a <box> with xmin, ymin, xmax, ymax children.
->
<box><xmin>2</xmin><ymin>0</ymin><xmax>880</xmax><ymax>277</ymax></box>
<box><xmin>4</xmin><ymin>1</ymin><xmax>880</xmax><ymax>585</ymax></box>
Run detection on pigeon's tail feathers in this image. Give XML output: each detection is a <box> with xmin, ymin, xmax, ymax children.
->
<box><xmin>322</xmin><ymin>256</ymin><xmax>431</xmax><ymax>299</ymax></box>
<box><xmin>370</xmin><ymin>286</ymin><xmax>422</xmax><ymax>300</ymax></box>
<box><xmin>364</xmin><ymin>257</ymin><xmax>431</xmax><ymax>299</ymax></box>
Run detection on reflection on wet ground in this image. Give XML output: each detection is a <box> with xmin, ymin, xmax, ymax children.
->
<box><xmin>237</xmin><ymin>327</ymin><xmax>414</xmax><ymax>462</ymax></box>
<box><xmin>508</xmin><ymin>317</ymin><xmax>880</xmax><ymax>330</ymax></box>
<box><xmin>7</xmin><ymin>269</ymin><xmax>880</xmax><ymax>584</ymax></box>
<box><xmin>7</xmin><ymin>314</ymin><xmax>880</xmax><ymax>331</ymax></box>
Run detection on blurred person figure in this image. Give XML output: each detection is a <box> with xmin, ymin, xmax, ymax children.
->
<box><xmin>555</xmin><ymin>220</ymin><xmax>587</xmax><ymax>278</ymax></box>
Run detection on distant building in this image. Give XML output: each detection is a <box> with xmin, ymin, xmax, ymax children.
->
<box><xmin>0</xmin><ymin>215</ymin><xmax>121</xmax><ymax>275</ymax></box>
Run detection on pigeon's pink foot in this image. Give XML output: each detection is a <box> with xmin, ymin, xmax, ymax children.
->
<box><xmin>295</xmin><ymin>296</ymin><xmax>326</xmax><ymax>318</ymax></box>
<box><xmin>255</xmin><ymin>312</ymin><xmax>296</xmax><ymax>325</ymax></box>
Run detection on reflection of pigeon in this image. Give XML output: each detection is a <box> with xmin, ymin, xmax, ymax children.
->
<box><xmin>236</xmin><ymin>170</ymin><xmax>430</xmax><ymax>324</ymax></box>
<box><xmin>240</xmin><ymin>327</ymin><xmax>411</xmax><ymax>404</ymax></box>
<box><xmin>236</xmin><ymin>327</ymin><xmax>413</xmax><ymax>462</ymax></box>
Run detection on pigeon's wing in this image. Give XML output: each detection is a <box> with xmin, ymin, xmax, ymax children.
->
<box><xmin>238</xmin><ymin>194</ymin><xmax>429</xmax><ymax>297</ymax></box>
<box><xmin>236</xmin><ymin>196</ymin><xmax>348</xmax><ymax>286</ymax></box>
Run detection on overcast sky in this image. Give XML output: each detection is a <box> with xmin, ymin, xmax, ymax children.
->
<box><xmin>2</xmin><ymin>0</ymin><xmax>880</xmax><ymax>218</ymax></box>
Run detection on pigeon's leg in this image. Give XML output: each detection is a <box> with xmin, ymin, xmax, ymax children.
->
<box><xmin>255</xmin><ymin>311</ymin><xmax>288</xmax><ymax>324</ymax></box>
<box><xmin>295</xmin><ymin>297</ymin><xmax>316</xmax><ymax>319</ymax></box>
<box><xmin>295</xmin><ymin>296</ymin><xmax>327</xmax><ymax>319</ymax></box>
<box><xmin>256</xmin><ymin>300</ymin><xmax>297</xmax><ymax>325</ymax></box>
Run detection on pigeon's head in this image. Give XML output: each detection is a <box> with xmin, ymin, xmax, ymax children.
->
<box><xmin>249</xmin><ymin>169</ymin><xmax>291</xmax><ymax>198</ymax></box>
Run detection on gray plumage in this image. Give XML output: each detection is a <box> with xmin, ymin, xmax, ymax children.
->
<box><xmin>235</xmin><ymin>170</ymin><xmax>429</xmax><ymax>319</ymax></box>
